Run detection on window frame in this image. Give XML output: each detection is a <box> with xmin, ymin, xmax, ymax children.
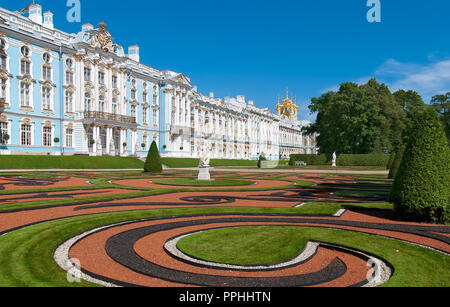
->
<box><xmin>20</xmin><ymin>123</ymin><xmax>32</xmax><ymax>146</ymax></box>
<box><xmin>42</xmin><ymin>126</ymin><xmax>52</xmax><ymax>147</ymax></box>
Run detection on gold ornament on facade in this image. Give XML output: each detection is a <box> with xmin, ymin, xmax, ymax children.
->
<box><xmin>95</xmin><ymin>22</ymin><xmax>114</xmax><ymax>53</ymax></box>
<box><xmin>74</xmin><ymin>54</ymin><xmax>85</xmax><ymax>62</ymax></box>
<box><xmin>84</xmin><ymin>84</ymin><xmax>92</xmax><ymax>93</ymax></box>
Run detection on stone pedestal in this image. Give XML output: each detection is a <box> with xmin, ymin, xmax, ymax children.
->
<box><xmin>198</xmin><ymin>167</ymin><xmax>211</xmax><ymax>181</ymax></box>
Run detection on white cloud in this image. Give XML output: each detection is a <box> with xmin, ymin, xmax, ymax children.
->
<box><xmin>375</xmin><ymin>58</ymin><xmax>450</xmax><ymax>102</ymax></box>
<box><xmin>319</xmin><ymin>58</ymin><xmax>450</xmax><ymax>103</ymax></box>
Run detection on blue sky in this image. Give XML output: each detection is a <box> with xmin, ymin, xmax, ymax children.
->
<box><xmin>3</xmin><ymin>0</ymin><xmax>450</xmax><ymax>122</ymax></box>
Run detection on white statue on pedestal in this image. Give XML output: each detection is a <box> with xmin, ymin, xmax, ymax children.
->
<box><xmin>199</xmin><ymin>157</ymin><xmax>210</xmax><ymax>168</ymax></box>
<box><xmin>198</xmin><ymin>143</ymin><xmax>211</xmax><ymax>180</ymax></box>
<box><xmin>332</xmin><ymin>152</ymin><xmax>337</xmax><ymax>167</ymax></box>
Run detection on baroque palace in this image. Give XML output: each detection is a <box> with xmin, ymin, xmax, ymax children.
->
<box><xmin>0</xmin><ymin>3</ymin><xmax>317</xmax><ymax>160</ymax></box>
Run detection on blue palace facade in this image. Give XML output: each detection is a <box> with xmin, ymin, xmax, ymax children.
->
<box><xmin>0</xmin><ymin>3</ymin><xmax>317</xmax><ymax>159</ymax></box>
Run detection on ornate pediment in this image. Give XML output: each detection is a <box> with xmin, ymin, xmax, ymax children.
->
<box><xmin>174</xmin><ymin>74</ymin><xmax>192</xmax><ymax>87</ymax></box>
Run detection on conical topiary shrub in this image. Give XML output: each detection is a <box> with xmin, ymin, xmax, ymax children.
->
<box><xmin>144</xmin><ymin>141</ymin><xmax>163</xmax><ymax>173</ymax></box>
<box><xmin>390</xmin><ymin>108</ymin><xmax>450</xmax><ymax>224</ymax></box>
<box><xmin>388</xmin><ymin>145</ymin><xmax>406</xmax><ymax>179</ymax></box>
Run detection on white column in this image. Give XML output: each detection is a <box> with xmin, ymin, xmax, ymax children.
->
<box><xmin>120</xmin><ymin>129</ymin><xmax>125</xmax><ymax>156</ymax></box>
<box><xmin>106</xmin><ymin>127</ymin><xmax>112</xmax><ymax>155</ymax></box>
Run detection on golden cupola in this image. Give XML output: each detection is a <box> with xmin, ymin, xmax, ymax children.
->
<box><xmin>276</xmin><ymin>88</ymin><xmax>299</xmax><ymax>121</ymax></box>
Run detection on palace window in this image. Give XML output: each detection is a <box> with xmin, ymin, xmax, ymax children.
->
<box><xmin>153</xmin><ymin>110</ymin><xmax>158</xmax><ymax>126</ymax></box>
<box><xmin>153</xmin><ymin>94</ymin><xmax>157</xmax><ymax>106</ymax></box>
<box><xmin>20</xmin><ymin>60</ymin><xmax>31</xmax><ymax>75</ymax></box>
<box><xmin>112</xmin><ymin>98</ymin><xmax>118</xmax><ymax>114</ymax></box>
<box><xmin>20</xmin><ymin>82</ymin><xmax>31</xmax><ymax>107</ymax></box>
<box><xmin>42</xmin><ymin>87</ymin><xmax>52</xmax><ymax>110</ymax></box>
<box><xmin>131</xmin><ymin>105</ymin><xmax>136</xmax><ymax>119</ymax></box>
<box><xmin>42</xmin><ymin>52</ymin><xmax>51</xmax><ymax>64</ymax></box>
<box><xmin>143</xmin><ymin>106</ymin><xmax>148</xmax><ymax>124</ymax></box>
<box><xmin>65</xmin><ymin>58</ymin><xmax>73</xmax><ymax>69</ymax></box>
<box><xmin>99</xmin><ymin>96</ymin><xmax>105</xmax><ymax>113</ymax></box>
<box><xmin>98</xmin><ymin>72</ymin><xmax>105</xmax><ymax>85</ymax></box>
<box><xmin>112</xmin><ymin>76</ymin><xmax>117</xmax><ymax>89</ymax></box>
<box><xmin>0</xmin><ymin>122</ymin><xmax>8</xmax><ymax>144</ymax></box>
<box><xmin>143</xmin><ymin>92</ymin><xmax>147</xmax><ymax>104</ymax></box>
<box><xmin>65</xmin><ymin>71</ymin><xmax>73</xmax><ymax>85</ymax></box>
<box><xmin>84</xmin><ymin>67</ymin><xmax>91</xmax><ymax>82</ymax></box>
<box><xmin>21</xmin><ymin>46</ymin><xmax>30</xmax><ymax>57</ymax></box>
<box><xmin>0</xmin><ymin>55</ymin><xmax>6</xmax><ymax>71</ymax></box>
<box><xmin>42</xmin><ymin>66</ymin><xmax>52</xmax><ymax>81</ymax></box>
<box><xmin>142</xmin><ymin>135</ymin><xmax>148</xmax><ymax>150</ymax></box>
<box><xmin>21</xmin><ymin>124</ymin><xmax>32</xmax><ymax>146</ymax></box>
<box><xmin>0</xmin><ymin>78</ymin><xmax>6</xmax><ymax>99</ymax></box>
<box><xmin>43</xmin><ymin>126</ymin><xmax>52</xmax><ymax>147</ymax></box>
<box><xmin>65</xmin><ymin>91</ymin><xmax>73</xmax><ymax>113</ymax></box>
<box><xmin>131</xmin><ymin>89</ymin><xmax>136</xmax><ymax>100</ymax></box>
<box><xmin>65</xmin><ymin>128</ymin><xmax>73</xmax><ymax>148</ymax></box>
<box><xmin>84</xmin><ymin>92</ymin><xmax>92</xmax><ymax>112</ymax></box>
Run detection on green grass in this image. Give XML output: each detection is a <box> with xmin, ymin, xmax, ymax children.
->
<box><xmin>0</xmin><ymin>156</ymin><xmax>144</xmax><ymax>170</ymax></box>
<box><xmin>151</xmin><ymin>178</ymin><xmax>256</xmax><ymax>187</ymax></box>
<box><xmin>177</xmin><ymin>226</ymin><xmax>310</xmax><ymax>265</ymax></box>
<box><xmin>0</xmin><ymin>208</ymin><xmax>448</xmax><ymax>287</ymax></box>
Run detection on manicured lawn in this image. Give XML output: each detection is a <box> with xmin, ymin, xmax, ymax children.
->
<box><xmin>177</xmin><ymin>226</ymin><xmax>310</xmax><ymax>265</ymax></box>
<box><xmin>0</xmin><ymin>156</ymin><xmax>144</xmax><ymax>170</ymax></box>
<box><xmin>152</xmin><ymin>178</ymin><xmax>255</xmax><ymax>187</ymax></box>
<box><xmin>0</xmin><ymin>208</ymin><xmax>448</xmax><ymax>287</ymax></box>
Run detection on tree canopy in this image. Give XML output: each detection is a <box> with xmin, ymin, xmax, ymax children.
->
<box><xmin>305</xmin><ymin>78</ymin><xmax>408</xmax><ymax>155</ymax></box>
<box><xmin>431</xmin><ymin>92</ymin><xmax>450</xmax><ymax>144</ymax></box>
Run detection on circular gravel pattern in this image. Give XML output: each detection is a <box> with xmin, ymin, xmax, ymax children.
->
<box><xmin>0</xmin><ymin>172</ymin><xmax>448</xmax><ymax>288</ymax></box>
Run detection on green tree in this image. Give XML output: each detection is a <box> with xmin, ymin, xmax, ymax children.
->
<box><xmin>306</xmin><ymin>78</ymin><xmax>407</xmax><ymax>155</ymax></box>
<box><xmin>390</xmin><ymin>108</ymin><xmax>450</xmax><ymax>224</ymax></box>
<box><xmin>431</xmin><ymin>92</ymin><xmax>450</xmax><ymax>145</ymax></box>
<box><xmin>144</xmin><ymin>141</ymin><xmax>163</xmax><ymax>173</ymax></box>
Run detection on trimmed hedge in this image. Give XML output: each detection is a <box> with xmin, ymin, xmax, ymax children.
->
<box><xmin>0</xmin><ymin>155</ymin><xmax>144</xmax><ymax>170</ymax></box>
<box><xmin>337</xmin><ymin>154</ymin><xmax>390</xmax><ymax>167</ymax></box>
<box><xmin>390</xmin><ymin>108</ymin><xmax>450</xmax><ymax>224</ymax></box>
<box><xmin>257</xmin><ymin>155</ymin><xmax>267</xmax><ymax>169</ymax></box>
<box><xmin>289</xmin><ymin>154</ymin><xmax>329</xmax><ymax>166</ymax></box>
<box><xmin>289</xmin><ymin>154</ymin><xmax>389</xmax><ymax>167</ymax></box>
<box><xmin>161</xmin><ymin>158</ymin><xmax>258</xmax><ymax>168</ymax></box>
<box><xmin>144</xmin><ymin>141</ymin><xmax>163</xmax><ymax>173</ymax></box>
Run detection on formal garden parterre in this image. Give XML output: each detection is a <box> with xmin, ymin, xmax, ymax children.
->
<box><xmin>0</xmin><ymin>168</ymin><xmax>448</xmax><ymax>288</ymax></box>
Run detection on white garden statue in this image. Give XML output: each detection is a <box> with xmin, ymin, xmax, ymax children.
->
<box><xmin>198</xmin><ymin>155</ymin><xmax>211</xmax><ymax>181</ymax></box>
<box><xmin>332</xmin><ymin>152</ymin><xmax>337</xmax><ymax>167</ymax></box>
